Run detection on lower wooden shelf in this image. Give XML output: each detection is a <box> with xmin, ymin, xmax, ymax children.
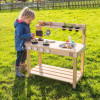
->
<box><xmin>31</xmin><ymin>64</ymin><xmax>83</xmax><ymax>84</ymax></box>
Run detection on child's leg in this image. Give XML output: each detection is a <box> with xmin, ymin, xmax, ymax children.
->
<box><xmin>15</xmin><ymin>51</ymin><xmax>25</xmax><ymax>77</ymax></box>
<box><xmin>20</xmin><ymin>50</ymin><xmax>27</xmax><ymax>71</ymax></box>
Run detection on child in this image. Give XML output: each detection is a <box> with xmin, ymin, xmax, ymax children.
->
<box><xmin>14</xmin><ymin>7</ymin><xmax>35</xmax><ymax>77</ymax></box>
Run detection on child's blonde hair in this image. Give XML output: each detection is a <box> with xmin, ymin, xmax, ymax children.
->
<box><xmin>19</xmin><ymin>7</ymin><xmax>35</xmax><ymax>19</ymax></box>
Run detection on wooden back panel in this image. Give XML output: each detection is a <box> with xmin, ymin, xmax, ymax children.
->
<box><xmin>36</xmin><ymin>20</ymin><xmax>86</xmax><ymax>44</ymax></box>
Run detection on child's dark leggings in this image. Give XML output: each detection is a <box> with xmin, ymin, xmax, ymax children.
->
<box><xmin>15</xmin><ymin>50</ymin><xmax>27</xmax><ymax>67</ymax></box>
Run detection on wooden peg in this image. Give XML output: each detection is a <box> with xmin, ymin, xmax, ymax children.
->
<box><xmin>36</xmin><ymin>24</ymin><xmax>42</xmax><ymax>31</ymax></box>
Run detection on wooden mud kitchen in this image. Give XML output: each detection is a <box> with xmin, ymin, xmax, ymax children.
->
<box><xmin>25</xmin><ymin>21</ymin><xmax>86</xmax><ymax>89</ymax></box>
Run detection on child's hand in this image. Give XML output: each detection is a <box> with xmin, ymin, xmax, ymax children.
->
<box><xmin>31</xmin><ymin>33</ymin><xmax>35</xmax><ymax>39</ymax></box>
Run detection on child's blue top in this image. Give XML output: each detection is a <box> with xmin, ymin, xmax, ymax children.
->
<box><xmin>14</xmin><ymin>19</ymin><xmax>31</xmax><ymax>51</ymax></box>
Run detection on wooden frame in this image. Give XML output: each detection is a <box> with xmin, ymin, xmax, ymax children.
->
<box><xmin>25</xmin><ymin>21</ymin><xmax>86</xmax><ymax>89</ymax></box>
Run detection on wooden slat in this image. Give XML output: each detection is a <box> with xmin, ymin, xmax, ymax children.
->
<box><xmin>31</xmin><ymin>70</ymin><xmax>73</xmax><ymax>84</ymax></box>
<box><xmin>86</xmin><ymin>0</ymin><xmax>88</xmax><ymax>7</ymax></box>
<box><xmin>38</xmin><ymin>20</ymin><xmax>86</xmax><ymax>29</ymax></box>
<box><xmin>97</xmin><ymin>0</ymin><xmax>99</xmax><ymax>6</ymax></box>
<box><xmin>77</xmin><ymin>0</ymin><xmax>79</xmax><ymax>7</ymax></box>
<box><xmin>41</xmin><ymin>64</ymin><xmax>81</xmax><ymax>74</ymax></box>
<box><xmin>32</xmin><ymin>68</ymin><xmax>74</xmax><ymax>80</ymax></box>
<box><xmin>83</xmin><ymin>0</ymin><xmax>85</xmax><ymax>7</ymax></box>
<box><xmin>94</xmin><ymin>0</ymin><xmax>96</xmax><ymax>7</ymax></box>
<box><xmin>34</xmin><ymin>65</ymin><xmax>81</xmax><ymax>77</ymax></box>
<box><xmin>31</xmin><ymin>64</ymin><xmax>82</xmax><ymax>84</ymax></box>
<box><xmin>75</xmin><ymin>0</ymin><xmax>76</xmax><ymax>8</ymax></box>
<box><xmin>41</xmin><ymin>25</ymin><xmax>84</xmax><ymax>31</ymax></box>
<box><xmin>89</xmin><ymin>0</ymin><xmax>91</xmax><ymax>7</ymax></box>
<box><xmin>81</xmin><ymin>0</ymin><xmax>82</xmax><ymax>7</ymax></box>
<box><xmin>72</xmin><ymin>0</ymin><xmax>73</xmax><ymax>7</ymax></box>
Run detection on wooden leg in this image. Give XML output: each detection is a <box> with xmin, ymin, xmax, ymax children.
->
<box><xmin>38</xmin><ymin>51</ymin><xmax>42</xmax><ymax>74</ymax></box>
<box><xmin>81</xmin><ymin>52</ymin><xmax>85</xmax><ymax>74</ymax></box>
<box><xmin>73</xmin><ymin>58</ymin><xmax>77</xmax><ymax>89</ymax></box>
<box><xmin>27</xmin><ymin>50</ymin><xmax>31</xmax><ymax>77</ymax></box>
<box><xmin>38</xmin><ymin>51</ymin><xmax>42</xmax><ymax>67</ymax></box>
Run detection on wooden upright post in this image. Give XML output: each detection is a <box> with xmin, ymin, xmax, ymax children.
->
<box><xmin>37</xmin><ymin>24</ymin><xmax>42</xmax><ymax>69</ymax></box>
<box><xmin>27</xmin><ymin>50</ymin><xmax>31</xmax><ymax>77</ymax></box>
<box><xmin>38</xmin><ymin>51</ymin><xmax>42</xmax><ymax>74</ymax></box>
<box><xmin>73</xmin><ymin>58</ymin><xmax>77</xmax><ymax>89</ymax></box>
<box><xmin>82</xmin><ymin>29</ymin><xmax>86</xmax><ymax>45</ymax></box>
<box><xmin>81</xmin><ymin>27</ymin><xmax>86</xmax><ymax>75</ymax></box>
<box><xmin>81</xmin><ymin>52</ymin><xmax>85</xmax><ymax>74</ymax></box>
<box><xmin>38</xmin><ymin>51</ymin><xmax>42</xmax><ymax>67</ymax></box>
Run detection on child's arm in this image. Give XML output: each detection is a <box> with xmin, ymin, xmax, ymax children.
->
<box><xmin>16</xmin><ymin>24</ymin><xmax>32</xmax><ymax>40</ymax></box>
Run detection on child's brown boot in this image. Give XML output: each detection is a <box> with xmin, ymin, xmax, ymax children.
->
<box><xmin>20</xmin><ymin>63</ymin><xmax>27</xmax><ymax>72</ymax></box>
